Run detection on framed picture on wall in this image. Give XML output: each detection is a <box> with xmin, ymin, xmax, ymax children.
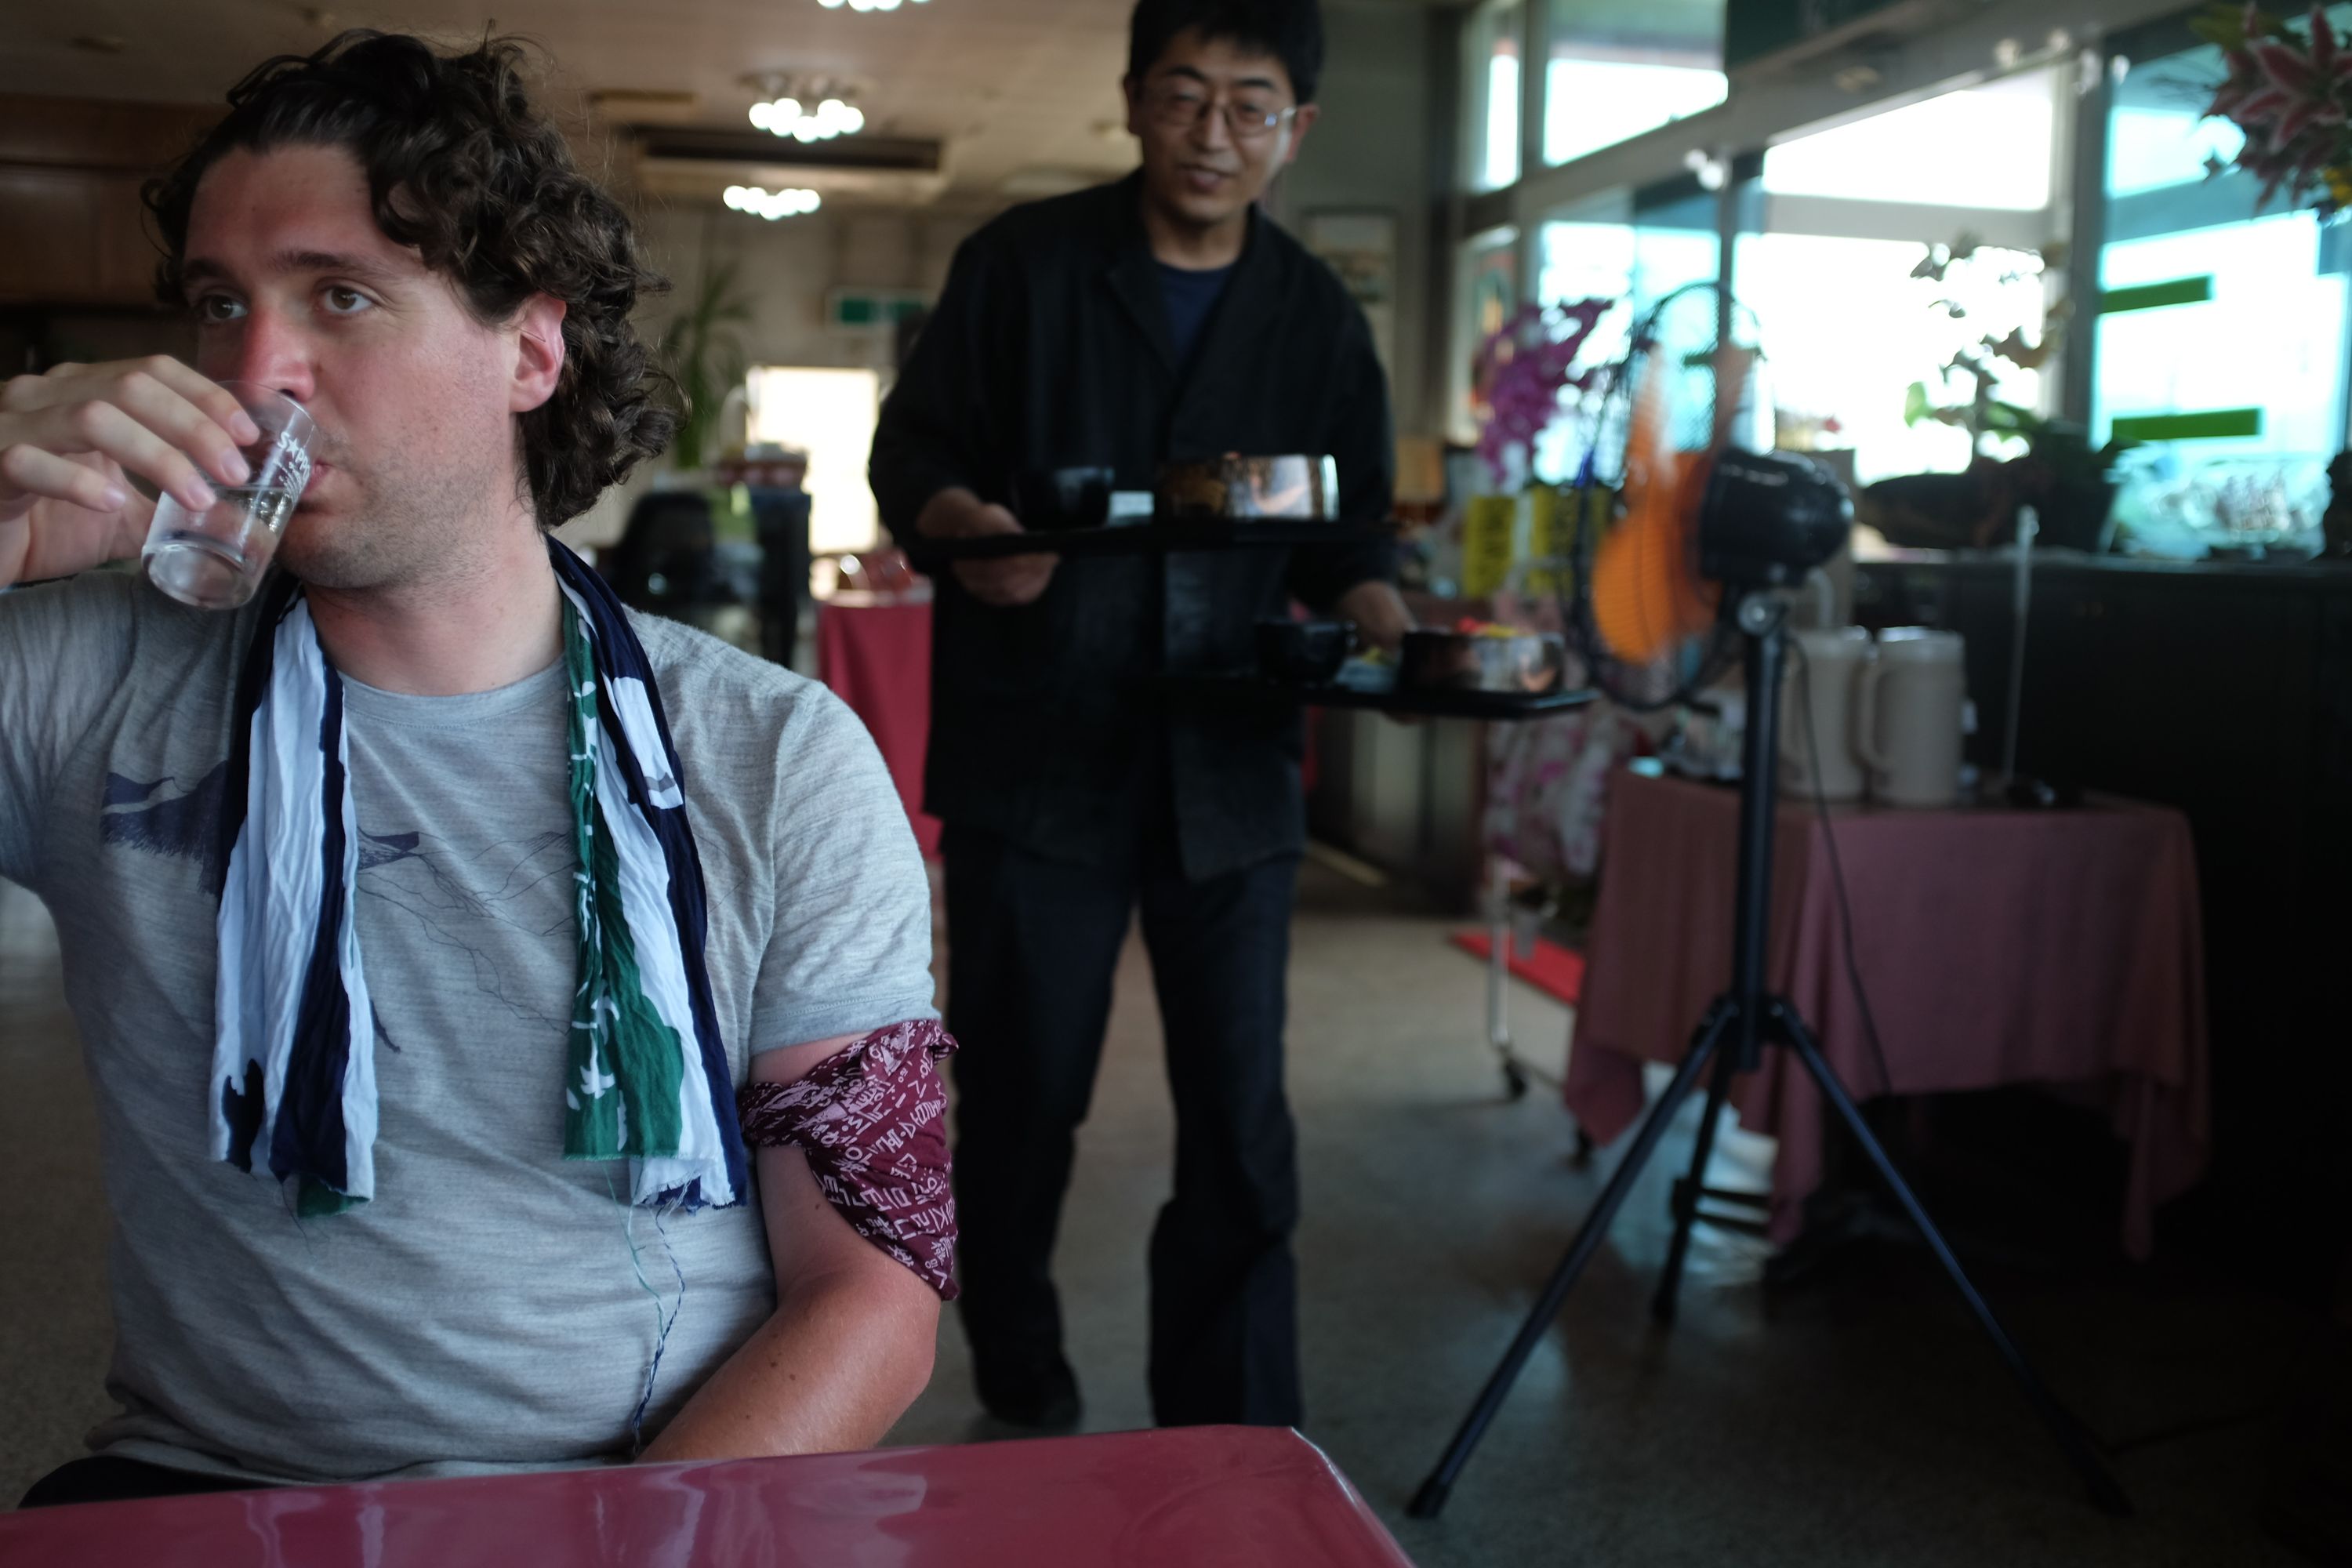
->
<box><xmin>1303</xmin><ymin>209</ymin><xmax>1399</xmax><ymax>372</ymax></box>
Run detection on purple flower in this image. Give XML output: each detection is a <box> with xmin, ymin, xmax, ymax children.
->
<box><xmin>1473</xmin><ymin>299</ymin><xmax>1615</xmax><ymax>483</ymax></box>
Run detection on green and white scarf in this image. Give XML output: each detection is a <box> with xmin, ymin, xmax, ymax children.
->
<box><xmin>209</xmin><ymin>539</ymin><xmax>749</xmax><ymax>1214</ymax></box>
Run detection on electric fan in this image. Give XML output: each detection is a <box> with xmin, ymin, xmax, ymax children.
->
<box><xmin>1563</xmin><ymin>280</ymin><xmax>1845</xmax><ymax>707</ymax></box>
<box><xmin>1411</xmin><ymin>280</ymin><xmax>2133</xmax><ymax>1524</ymax></box>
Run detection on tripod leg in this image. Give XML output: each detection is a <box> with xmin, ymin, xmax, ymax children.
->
<box><xmin>1410</xmin><ymin>1002</ymin><xmax>1736</xmax><ymax>1520</ymax></box>
<box><xmin>1769</xmin><ymin>1000</ymin><xmax>2133</xmax><ymax>1518</ymax></box>
<box><xmin>1651</xmin><ymin>1045</ymin><xmax>1740</xmax><ymax>1326</ymax></box>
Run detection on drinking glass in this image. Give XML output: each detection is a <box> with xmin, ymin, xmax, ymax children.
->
<box><xmin>140</xmin><ymin>382</ymin><xmax>316</xmax><ymax>610</ymax></box>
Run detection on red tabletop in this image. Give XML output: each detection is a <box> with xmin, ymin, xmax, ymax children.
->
<box><xmin>0</xmin><ymin>1427</ymin><xmax>1415</xmax><ymax>1567</ymax></box>
<box><xmin>816</xmin><ymin>596</ymin><xmax>940</xmax><ymax>858</ymax></box>
<box><xmin>1566</xmin><ymin>768</ymin><xmax>2210</xmax><ymax>1260</ymax></box>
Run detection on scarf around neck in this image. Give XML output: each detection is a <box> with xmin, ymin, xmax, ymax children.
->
<box><xmin>208</xmin><ymin>538</ymin><xmax>750</xmax><ymax>1217</ymax></box>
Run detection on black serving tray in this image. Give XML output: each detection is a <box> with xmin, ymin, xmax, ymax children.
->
<box><xmin>1160</xmin><ymin>671</ymin><xmax>1599</xmax><ymax>721</ymax></box>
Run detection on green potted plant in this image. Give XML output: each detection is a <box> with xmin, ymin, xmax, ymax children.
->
<box><xmin>659</xmin><ymin>259</ymin><xmax>753</xmax><ymax>476</ymax></box>
<box><xmin>1860</xmin><ymin>237</ymin><xmax>2127</xmax><ymax>550</ymax></box>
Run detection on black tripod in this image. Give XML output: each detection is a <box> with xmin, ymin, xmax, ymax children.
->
<box><xmin>1408</xmin><ymin>592</ymin><xmax>2132</xmax><ymax>1521</ymax></box>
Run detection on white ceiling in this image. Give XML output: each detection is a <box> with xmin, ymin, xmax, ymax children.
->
<box><xmin>0</xmin><ymin>0</ymin><xmax>1461</xmax><ymax>204</ymax></box>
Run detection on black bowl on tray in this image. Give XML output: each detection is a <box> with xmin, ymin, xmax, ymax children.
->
<box><xmin>1398</xmin><ymin>628</ymin><xmax>1566</xmax><ymax>695</ymax></box>
<box><xmin>1257</xmin><ymin>619</ymin><xmax>1357</xmax><ymax>683</ymax></box>
<box><xmin>1160</xmin><ymin>455</ymin><xmax>1341</xmax><ymax>521</ymax></box>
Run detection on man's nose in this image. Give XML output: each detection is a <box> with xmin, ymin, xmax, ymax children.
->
<box><xmin>1189</xmin><ymin>101</ymin><xmax>1236</xmax><ymax>153</ymax></box>
<box><xmin>218</xmin><ymin>306</ymin><xmax>318</xmax><ymax>408</ymax></box>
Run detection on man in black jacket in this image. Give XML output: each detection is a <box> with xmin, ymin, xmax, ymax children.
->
<box><xmin>869</xmin><ymin>0</ymin><xmax>1410</xmax><ymax>1430</ymax></box>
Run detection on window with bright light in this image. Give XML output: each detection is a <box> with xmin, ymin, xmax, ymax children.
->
<box><xmin>1544</xmin><ymin>58</ymin><xmax>1726</xmax><ymax>166</ymax></box>
<box><xmin>2092</xmin><ymin>27</ymin><xmax>2351</xmax><ymax>483</ymax></box>
<box><xmin>1762</xmin><ymin>68</ymin><xmax>2060</xmax><ymax>210</ymax></box>
<box><xmin>2107</xmin><ymin>101</ymin><xmax>2243</xmax><ymax>197</ymax></box>
<box><xmin>1737</xmin><ymin>233</ymin><xmax>2049</xmax><ymax>485</ymax></box>
<box><xmin>1538</xmin><ymin>206</ymin><xmax>1720</xmax><ymax>368</ymax></box>
<box><xmin>1542</xmin><ymin>2</ymin><xmax>1723</xmax><ymax>168</ymax></box>
<box><xmin>1465</xmin><ymin>0</ymin><xmax>1523</xmax><ymax>192</ymax></box>
<box><xmin>1638</xmin><ymin>67</ymin><xmax>2068</xmax><ymax>489</ymax></box>
<box><xmin>746</xmin><ymin>367</ymin><xmax>881</xmax><ymax>554</ymax></box>
<box><xmin>1532</xmin><ymin>188</ymin><xmax>1722</xmax><ymax>481</ymax></box>
<box><xmin>2096</xmin><ymin>216</ymin><xmax>2347</xmax><ymax>459</ymax></box>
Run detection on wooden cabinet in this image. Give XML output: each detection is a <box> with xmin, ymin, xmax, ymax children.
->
<box><xmin>0</xmin><ymin>166</ymin><xmax>163</xmax><ymax>306</ymax></box>
<box><xmin>0</xmin><ymin>95</ymin><xmax>218</xmax><ymax>309</ymax></box>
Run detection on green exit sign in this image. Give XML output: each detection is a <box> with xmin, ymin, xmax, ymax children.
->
<box><xmin>826</xmin><ymin>289</ymin><xmax>929</xmax><ymax>328</ymax></box>
<box><xmin>1726</xmin><ymin>1</ymin><xmax>1905</xmax><ymax>70</ymax></box>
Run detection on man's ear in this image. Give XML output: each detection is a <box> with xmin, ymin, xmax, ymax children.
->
<box><xmin>1123</xmin><ymin>73</ymin><xmax>1146</xmax><ymax>138</ymax></box>
<box><xmin>1281</xmin><ymin>103</ymin><xmax>1321</xmax><ymax>169</ymax></box>
<box><xmin>510</xmin><ymin>295</ymin><xmax>568</xmax><ymax>414</ymax></box>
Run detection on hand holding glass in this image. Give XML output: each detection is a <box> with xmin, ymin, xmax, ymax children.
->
<box><xmin>142</xmin><ymin>382</ymin><xmax>315</xmax><ymax>610</ymax></box>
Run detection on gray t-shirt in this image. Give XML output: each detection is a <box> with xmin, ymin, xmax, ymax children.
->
<box><xmin>0</xmin><ymin>570</ymin><xmax>937</xmax><ymax>1484</ymax></box>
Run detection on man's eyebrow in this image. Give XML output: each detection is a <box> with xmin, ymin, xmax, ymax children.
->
<box><xmin>1157</xmin><ymin>64</ymin><xmax>1284</xmax><ymax>93</ymax></box>
<box><xmin>179</xmin><ymin>250</ymin><xmax>410</xmax><ymax>296</ymax></box>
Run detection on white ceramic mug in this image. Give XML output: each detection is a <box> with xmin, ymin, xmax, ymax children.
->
<box><xmin>1856</xmin><ymin>628</ymin><xmax>1967</xmax><ymax>808</ymax></box>
<box><xmin>1780</xmin><ymin>626</ymin><xmax>1871</xmax><ymax>804</ymax></box>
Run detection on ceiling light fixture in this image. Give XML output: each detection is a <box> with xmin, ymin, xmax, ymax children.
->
<box><xmin>744</xmin><ymin>74</ymin><xmax>867</xmax><ymax>140</ymax></box>
<box><xmin>724</xmin><ymin>184</ymin><xmax>823</xmax><ymax>220</ymax></box>
<box><xmin>816</xmin><ymin>0</ymin><xmax>931</xmax><ymax>10</ymax></box>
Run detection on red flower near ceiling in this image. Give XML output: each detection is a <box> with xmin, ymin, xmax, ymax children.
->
<box><xmin>2200</xmin><ymin>3</ymin><xmax>2352</xmax><ymax>209</ymax></box>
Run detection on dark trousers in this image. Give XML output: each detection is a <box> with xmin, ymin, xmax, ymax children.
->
<box><xmin>19</xmin><ymin>1455</ymin><xmax>263</xmax><ymax>1508</ymax></box>
<box><xmin>945</xmin><ymin>822</ymin><xmax>1303</xmax><ymax>1428</ymax></box>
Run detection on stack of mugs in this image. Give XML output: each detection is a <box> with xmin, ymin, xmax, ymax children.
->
<box><xmin>1781</xmin><ymin>626</ymin><xmax>1968</xmax><ymax>808</ymax></box>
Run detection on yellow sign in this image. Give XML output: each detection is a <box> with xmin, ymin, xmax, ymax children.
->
<box><xmin>1523</xmin><ymin>486</ymin><xmax>1565</xmax><ymax>598</ymax></box>
<box><xmin>1462</xmin><ymin>495</ymin><xmax>1521</xmax><ymax>598</ymax></box>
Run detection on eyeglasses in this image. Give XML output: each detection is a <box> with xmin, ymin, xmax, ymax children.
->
<box><xmin>1144</xmin><ymin>81</ymin><xmax>1298</xmax><ymax>143</ymax></box>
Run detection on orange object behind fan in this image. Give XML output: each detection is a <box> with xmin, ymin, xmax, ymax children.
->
<box><xmin>1590</xmin><ymin>365</ymin><xmax>1719</xmax><ymax>663</ymax></box>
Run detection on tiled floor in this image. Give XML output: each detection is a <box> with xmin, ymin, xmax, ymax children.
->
<box><xmin>0</xmin><ymin>868</ymin><xmax>2328</xmax><ymax>1563</ymax></box>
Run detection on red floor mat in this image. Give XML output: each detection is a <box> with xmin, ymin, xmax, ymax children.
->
<box><xmin>1447</xmin><ymin>931</ymin><xmax>1586</xmax><ymax>1007</ymax></box>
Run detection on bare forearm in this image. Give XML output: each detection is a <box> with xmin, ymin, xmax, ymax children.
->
<box><xmin>637</xmin><ymin>1269</ymin><xmax>938</xmax><ymax>1464</ymax></box>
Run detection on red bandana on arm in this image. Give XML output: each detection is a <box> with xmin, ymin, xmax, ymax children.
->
<box><xmin>736</xmin><ymin>1018</ymin><xmax>960</xmax><ymax>1298</ymax></box>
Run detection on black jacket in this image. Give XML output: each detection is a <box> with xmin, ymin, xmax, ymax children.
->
<box><xmin>869</xmin><ymin>174</ymin><xmax>1396</xmax><ymax>880</ymax></box>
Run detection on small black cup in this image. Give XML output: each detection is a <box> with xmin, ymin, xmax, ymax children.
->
<box><xmin>1256</xmin><ymin>619</ymin><xmax>1357</xmax><ymax>683</ymax></box>
<box><xmin>1014</xmin><ymin>466</ymin><xmax>1116</xmax><ymax>532</ymax></box>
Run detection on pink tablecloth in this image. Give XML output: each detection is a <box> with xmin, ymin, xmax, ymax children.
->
<box><xmin>1565</xmin><ymin>768</ymin><xmax>2210</xmax><ymax>1260</ymax></box>
<box><xmin>0</xmin><ymin>1427</ymin><xmax>1414</xmax><ymax>1568</ymax></box>
<box><xmin>817</xmin><ymin>597</ymin><xmax>941</xmax><ymax>858</ymax></box>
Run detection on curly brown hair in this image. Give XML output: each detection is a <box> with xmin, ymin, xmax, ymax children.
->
<box><xmin>145</xmin><ymin>30</ymin><xmax>677</xmax><ymax>531</ymax></box>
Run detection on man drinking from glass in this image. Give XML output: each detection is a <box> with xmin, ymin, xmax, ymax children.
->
<box><xmin>2</xmin><ymin>30</ymin><xmax>949</xmax><ymax>1506</ymax></box>
<box><xmin>870</xmin><ymin>0</ymin><xmax>1411</xmax><ymax>1432</ymax></box>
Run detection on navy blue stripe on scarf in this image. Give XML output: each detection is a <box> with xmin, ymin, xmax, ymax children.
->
<box><xmin>552</xmin><ymin>541</ymin><xmax>748</xmax><ymax>1209</ymax></box>
<box><xmin>270</xmin><ymin>663</ymin><xmax>354</xmax><ymax>1196</ymax></box>
<box><xmin>218</xmin><ymin>572</ymin><xmax>311</xmax><ymax>1177</ymax></box>
<box><xmin>211</xmin><ymin>572</ymin><xmax>303</xmax><ymax>901</ymax></box>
